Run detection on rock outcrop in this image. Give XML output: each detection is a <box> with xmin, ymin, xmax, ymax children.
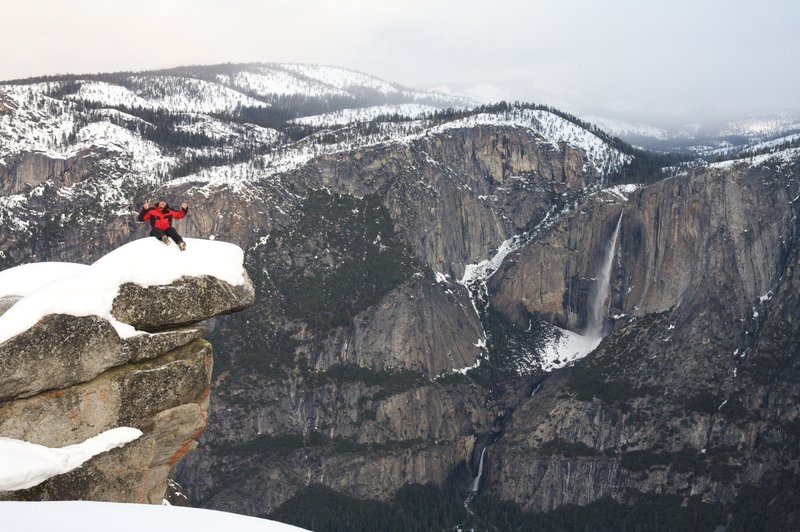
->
<box><xmin>321</xmin><ymin>279</ymin><xmax>483</xmax><ymax>376</ymax></box>
<box><xmin>0</xmin><ymin>238</ymin><xmax>254</xmax><ymax>503</ymax></box>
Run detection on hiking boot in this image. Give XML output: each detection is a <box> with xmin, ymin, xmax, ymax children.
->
<box><xmin>178</xmin><ymin>241</ymin><xmax>186</xmax><ymax>251</ymax></box>
<box><xmin>161</xmin><ymin>235</ymin><xmax>171</xmax><ymax>245</ymax></box>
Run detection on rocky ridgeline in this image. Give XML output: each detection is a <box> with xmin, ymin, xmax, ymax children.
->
<box><xmin>0</xmin><ymin>239</ymin><xmax>254</xmax><ymax>503</ymax></box>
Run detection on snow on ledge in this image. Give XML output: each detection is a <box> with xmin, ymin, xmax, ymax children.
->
<box><xmin>0</xmin><ymin>427</ymin><xmax>142</xmax><ymax>491</ymax></box>
<box><xmin>0</xmin><ymin>238</ymin><xmax>246</xmax><ymax>344</ymax></box>
<box><xmin>0</xmin><ymin>263</ymin><xmax>89</xmax><ymax>298</ymax></box>
<box><xmin>1</xmin><ymin>500</ymin><xmax>310</xmax><ymax>532</ymax></box>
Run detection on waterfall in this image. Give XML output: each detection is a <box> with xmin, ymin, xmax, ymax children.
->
<box><xmin>470</xmin><ymin>447</ymin><xmax>487</xmax><ymax>493</ymax></box>
<box><xmin>585</xmin><ymin>212</ymin><xmax>623</xmax><ymax>338</ymax></box>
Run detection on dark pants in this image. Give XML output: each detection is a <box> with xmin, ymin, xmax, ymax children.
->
<box><xmin>150</xmin><ymin>227</ymin><xmax>184</xmax><ymax>244</ymax></box>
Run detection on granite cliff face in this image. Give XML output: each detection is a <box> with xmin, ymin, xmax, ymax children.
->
<box><xmin>299</xmin><ymin>124</ymin><xmax>609</xmax><ymax>280</ymax></box>
<box><xmin>483</xmin><ymin>158</ymin><xmax>800</xmax><ymax>513</ymax></box>
<box><xmin>0</xmin><ymin>240</ymin><xmax>254</xmax><ymax>503</ymax></box>
<box><xmin>167</xmin><ymin>115</ymin><xmax>631</xmax><ymax>515</ymax></box>
<box><xmin>491</xmin><ymin>163</ymin><xmax>793</xmax><ymax>332</ymax></box>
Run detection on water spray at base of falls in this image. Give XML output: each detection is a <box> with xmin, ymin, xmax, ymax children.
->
<box><xmin>585</xmin><ymin>211</ymin><xmax>623</xmax><ymax>339</ymax></box>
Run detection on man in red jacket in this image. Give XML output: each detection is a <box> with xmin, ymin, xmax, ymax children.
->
<box><xmin>137</xmin><ymin>198</ymin><xmax>189</xmax><ymax>250</ymax></box>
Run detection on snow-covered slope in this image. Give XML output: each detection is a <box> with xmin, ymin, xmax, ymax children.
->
<box><xmin>278</xmin><ymin>63</ymin><xmax>399</xmax><ymax>94</ymax></box>
<box><xmin>2</xmin><ymin>501</ymin><xmax>309</xmax><ymax>532</ymax></box>
<box><xmin>0</xmin><ymin>428</ymin><xmax>142</xmax><ymax>491</ymax></box>
<box><xmin>718</xmin><ymin>113</ymin><xmax>800</xmax><ymax>138</ymax></box>
<box><xmin>0</xmin><ymin>85</ymin><xmax>77</xmax><ymax>158</ymax></box>
<box><xmin>290</xmin><ymin>103</ymin><xmax>438</xmax><ymax>127</ymax></box>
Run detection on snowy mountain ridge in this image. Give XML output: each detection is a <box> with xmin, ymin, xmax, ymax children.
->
<box><xmin>0</xmin><ymin>66</ymin><xmax>634</xmax><ymax>209</ymax></box>
<box><xmin>583</xmin><ymin>111</ymin><xmax>800</xmax><ymax>158</ymax></box>
<box><xmin>2</xmin><ymin>63</ymin><xmax>798</xmax><ymax>244</ymax></box>
<box><xmin>160</xmin><ymin>107</ymin><xmax>632</xmax><ymax>194</ymax></box>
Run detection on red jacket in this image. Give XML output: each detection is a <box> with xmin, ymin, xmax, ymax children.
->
<box><xmin>138</xmin><ymin>204</ymin><xmax>188</xmax><ymax>231</ymax></box>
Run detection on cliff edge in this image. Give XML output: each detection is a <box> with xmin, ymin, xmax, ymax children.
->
<box><xmin>0</xmin><ymin>237</ymin><xmax>254</xmax><ymax>503</ymax></box>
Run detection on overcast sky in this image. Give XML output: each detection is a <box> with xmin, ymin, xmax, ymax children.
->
<box><xmin>3</xmin><ymin>0</ymin><xmax>798</xmax><ymax>127</ymax></box>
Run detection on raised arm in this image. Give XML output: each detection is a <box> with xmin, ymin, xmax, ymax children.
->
<box><xmin>137</xmin><ymin>199</ymin><xmax>152</xmax><ymax>222</ymax></box>
<box><xmin>171</xmin><ymin>202</ymin><xmax>189</xmax><ymax>219</ymax></box>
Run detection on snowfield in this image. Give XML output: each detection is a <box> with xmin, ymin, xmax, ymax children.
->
<box><xmin>0</xmin><ymin>428</ymin><xmax>142</xmax><ymax>491</ymax></box>
<box><xmin>278</xmin><ymin>63</ymin><xmax>399</xmax><ymax>94</ymax></box>
<box><xmin>290</xmin><ymin>103</ymin><xmax>439</xmax><ymax>127</ymax></box>
<box><xmin>2</xmin><ymin>501</ymin><xmax>309</xmax><ymax>532</ymax></box>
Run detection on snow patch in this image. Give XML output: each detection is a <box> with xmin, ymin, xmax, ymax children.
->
<box><xmin>290</xmin><ymin>104</ymin><xmax>438</xmax><ymax>127</ymax></box>
<box><xmin>1</xmin><ymin>500</ymin><xmax>309</xmax><ymax>531</ymax></box>
<box><xmin>0</xmin><ymin>262</ymin><xmax>89</xmax><ymax>298</ymax></box>
<box><xmin>603</xmin><ymin>183</ymin><xmax>641</xmax><ymax>201</ymax></box>
<box><xmin>0</xmin><ymin>427</ymin><xmax>142</xmax><ymax>491</ymax></box>
<box><xmin>539</xmin><ymin>326</ymin><xmax>602</xmax><ymax>371</ymax></box>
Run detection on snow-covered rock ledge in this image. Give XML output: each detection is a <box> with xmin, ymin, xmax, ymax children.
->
<box><xmin>0</xmin><ymin>238</ymin><xmax>254</xmax><ymax>503</ymax></box>
<box><xmin>0</xmin><ymin>238</ymin><xmax>254</xmax><ymax>400</ymax></box>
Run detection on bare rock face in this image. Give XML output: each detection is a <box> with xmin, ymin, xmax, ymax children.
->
<box><xmin>320</xmin><ymin>279</ymin><xmax>483</xmax><ymax>376</ymax></box>
<box><xmin>301</xmin><ymin>125</ymin><xmax>605</xmax><ymax>279</ymax></box>
<box><xmin>0</xmin><ymin>251</ymin><xmax>254</xmax><ymax>503</ymax></box>
<box><xmin>111</xmin><ymin>272</ymin><xmax>255</xmax><ymax>332</ymax></box>
<box><xmin>618</xmin><ymin>166</ymin><xmax>790</xmax><ymax>316</ymax></box>
<box><xmin>0</xmin><ymin>315</ymin><xmax>125</xmax><ymax>400</ymax></box>
<box><xmin>490</xmin><ymin>195</ymin><xmax>624</xmax><ymax>331</ymax></box>
<box><xmin>0</xmin><ymin>339</ymin><xmax>212</xmax><ymax>502</ymax></box>
<box><xmin>490</xmin><ymin>165</ymin><xmax>794</xmax><ymax>333</ymax></box>
<box><xmin>0</xmin><ymin>149</ymin><xmax>101</xmax><ymax>196</ymax></box>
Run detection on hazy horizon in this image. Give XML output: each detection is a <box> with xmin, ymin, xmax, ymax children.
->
<box><xmin>3</xmin><ymin>0</ymin><xmax>798</xmax><ymax>129</ymax></box>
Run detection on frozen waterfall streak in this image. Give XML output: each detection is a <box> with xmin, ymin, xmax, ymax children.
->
<box><xmin>471</xmin><ymin>447</ymin><xmax>487</xmax><ymax>493</ymax></box>
<box><xmin>585</xmin><ymin>211</ymin><xmax>623</xmax><ymax>338</ymax></box>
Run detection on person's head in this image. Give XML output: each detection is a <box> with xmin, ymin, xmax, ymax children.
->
<box><xmin>157</xmin><ymin>200</ymin><xmax>167</xmax><ymax>209</ymax></box>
